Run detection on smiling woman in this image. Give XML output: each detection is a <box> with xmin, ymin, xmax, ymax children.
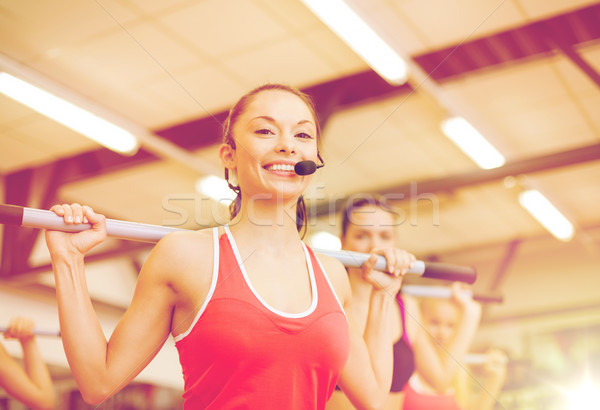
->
<box><xmin>220</xmin><ymin>83</ymin><xmax>322</xmax><ymax>239</ymax></box>
<box><xmin>43</xmin><ymin>83</ymin><xmax>413</xmax><ymax>410</ymax></box>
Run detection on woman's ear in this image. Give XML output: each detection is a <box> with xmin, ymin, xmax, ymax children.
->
<box><xmin>219</xmin><ymin>143</ymin><xmax>236</xmax><ymax>171</ymax></box>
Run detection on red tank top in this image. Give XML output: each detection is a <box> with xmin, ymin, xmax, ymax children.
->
<box><xmin>174</xmin><ymin>227</ymin><xmax>350</xmax><ymax>409</ymax></box>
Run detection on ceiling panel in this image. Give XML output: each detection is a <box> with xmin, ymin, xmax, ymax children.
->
<box><xmin>295</xmin><ymin>25</ymin><xmax>368</xmax><ymax>78</ymax></box>
<box><xmin>440</xmin><ymin>54</ymin><xmax>600</xmax><ymax>159</ymax></box>
<box><xmin>158</xmin><ymin>0</ymin><xmax>288</xmax><ymax>59</ymax></box>
<box><xmin>254</xmin><ymin>0</ymin><xmax>330</xmax><ymax>31</ymax></box>
<box><xmin>389</xmin><ymin>0</ymin><xmax>525</xmax><ymax>50</ymax></box>
<box><xmin>557</xmin><ymin>42</ymin><xmax>600</xmax><ymax>92</ymax></box>
<box><xmin>316</xmin><ymin>93</ymin><xmax>477</xmax><ymax>187</ymax></box>
<box><xmin>525</xmin><ymin>162</ymin><xmax>600</xmax><ymax>226</ymax></box>
<box><xmin>0</xmin><ymin>129</ymin><xmax>60</xmax><ymax>173</ymax></box>
<box><xmin>33</xmin><ymin>30</ymin><xmax>169</xmax><ymax>93</ymax></box>
<box><xmin>579</xmin><ymin>93</ymin><xmax>600</xmax><ymax>132</ymax></box>
<box><xmin>149</xmin><ymin>62</ymin><xmax>247</xmax><ymax>119</ymax></box>
<box><xmin>0</xmin><ymin>0</ymin><xmax>137</xmax><ymax>62</ymax></box>
<box><xmin>124</xmin><ymin>20</ymin><xmax>204</xmax><ymax>72</ymax></box>
<box><xmin>0</xmin><ymin>93</ymin><xmax>37</xmax><ymax>126</ymax></box>
<box><xmin>221</xmin><ymin>36</ymin><xmax>341</xmax><ymax>89</ymax></box>
<box><xmin>486</xmin><ymin>231</ymin><xmax>600</xmax><ymax>316</ymax></box>
<box><xmin>515</xmin><ymin>0</ymin><xmax>600</xmax><ymax>20</ymax></box>
<box><xmin>122</xmin><ymin>0</ymin><xmax>196</xmax><ymax>16</ymax></box>
<box><xmin>0</xmin><ymin>111</ymin><xmax>99</xmax><ymax>173</ymax></box>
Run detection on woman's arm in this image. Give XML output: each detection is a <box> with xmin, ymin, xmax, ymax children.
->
<box><xmin>44</xmin><ymin>204</ymin><xmax>209</xmax><ymax>404</ymax></box>
<box><xmin>413</xmin><ymin>283</ymin><xmax>482</xmax><ymax>393</ymax></box>
<box><xmin>470</xmin><ymin>349</ymin><xmax>507</xmax><ymax>410</ymax></box>
<box><xmin>340</xmin><ymin>287</ymin><xmax>397</xmax><ymax>410</ymax></box>
<box><xmin>320</xmin><ymin>250</ymin><xmax>412</xmax><ymax>410</ymax></box>
<box><xmin>0</xmin><ymin>317</ymin><xmax>55</xmax><ymax>410</ymax></box>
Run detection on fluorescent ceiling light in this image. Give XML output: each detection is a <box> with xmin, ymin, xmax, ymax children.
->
<box><xmin>300</xmin><ymin>0</ymin><xmax>408</xmax><ymax>85</ymax></box>
<box><xmin>440</xmin><ymin>116</ymin><xmax>505</xmax><ymax>169</ymax></box>
<box><xmin>518</xmin><ymin>189</ymin><xmax>574</xmax><ymax>242</ymax></box>
<box><xmin>195</xmin><ymin>175</ymin><xmax>236</xmax><ymax>205</ymax></box>
<box><xmin>0</xmin><ymin>72</ymin><xmax>139</xmax><ymax>155</ymax></box>
<box><xmin>307</xmin><ymin>231</ymin><xmax>342</xmax><ymax>251</ymax></box>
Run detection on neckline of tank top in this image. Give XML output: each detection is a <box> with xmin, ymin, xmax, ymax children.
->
<box><xmin>223</xmin><ymin>225</ymin><xmax>319</xmax><ymax>319</ymax></box>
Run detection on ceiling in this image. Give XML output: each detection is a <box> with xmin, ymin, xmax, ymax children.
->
<box><xmin>1</xmin><ymin>0</ymin><xmax>600</xmax><ymax>387</ymax></box>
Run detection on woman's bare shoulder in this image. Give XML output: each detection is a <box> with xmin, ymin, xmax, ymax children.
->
<box><xmin>142</xmin><ymin>228</ymin><xmax>216</xmax><ymax>281</ymax></box>
<box><xmin>315</xmin><ymin>252</ymin><xmax>351</xmax><ymax>304</ymax></box>
<box><xmin>156</xmin><ymin>227</ymin><xmax>214</xmax><ymax>251</ymax></box>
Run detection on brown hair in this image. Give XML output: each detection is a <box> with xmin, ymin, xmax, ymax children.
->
<box><xmin>340</xmin><ymin>195</ymin><xmax>399</xmax><ymax>238</ymax></box>
<box><xmin>223</xmin><ymin>83</ymin><xmax>321</xmax><ymax>238</ymax></box>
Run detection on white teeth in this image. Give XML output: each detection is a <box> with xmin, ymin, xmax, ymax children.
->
<box><xmin>266</xmin><ymin>164</ymin><xmax>294</xmax><ymax>172</ymax></box>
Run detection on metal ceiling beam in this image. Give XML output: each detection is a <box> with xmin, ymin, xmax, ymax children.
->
<box><xmin>0</xmin><ymin>163</ymin><xmax>64</xmax><ymax>277</ymax></box>
<box><xmin>556</xmin><ymin>43</ymin><xmax>600</xmax><ymax>88</ymax></box>
<box><xmin>157</xmin><ymin>69</ymin><xmax>412</xmax><ymax>147</ymax></box>
<box><xmin>543</xmin><ymin>20</ymin><xmax>600</xmax><ymax>89</ymax></box>
<box><xmin>489</xmin><ymin>239</ymin><xmax>522</xmax><ymax>291</ymax></box>
<box><xmin>311</xmin><ymin>143</ymin><xmax>600</xmax><ymax>217</ymax></box>
<box><xmin>413</xmin><ymin>3</ymin><xmax>600</xmax><ymax>83</ymax></box>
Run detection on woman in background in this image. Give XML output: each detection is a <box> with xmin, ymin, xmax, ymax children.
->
<box><xmin>405</xmin><ymin>287</ymin><xmax>506</xmax><ymax>409</ymax></box>
<box><xmin>0</xmin><ymin>316</ymin><xmax>55</xmax><ymax>410</ymax></box>
<box><xmin>327</xmin><ymin>196</ymin><xmax>419</xmax><ymax>410</ymax></box>
<box><xmin>327</xmin><ymin>197</ymin><xmax>506</xmax><ymax>410</ymax></box>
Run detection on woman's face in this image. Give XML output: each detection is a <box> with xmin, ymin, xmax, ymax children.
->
<box><xmin>342</xmin><ymin>206</ymin><xmax>396</xmax><ymax>253</ymax></box>
<box><xmin>422</xmin><ymin>300</ymin><xmax>460</xmax><ymax>346</ymax></box>
<box><xmin>221</xmin><ymin>89</ymin><xmax>318</xmax><ymax>201</ymax></box>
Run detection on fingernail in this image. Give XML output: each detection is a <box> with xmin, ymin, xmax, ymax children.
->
<box><xmin>67</xmin><ymin>216</ymin><xmax>73</xmax><ymax>223</ymax></box>
<box><xmin>75</xmin><ymin>216</ymin><xmax>81</xmax><ymax>223</ymax></box>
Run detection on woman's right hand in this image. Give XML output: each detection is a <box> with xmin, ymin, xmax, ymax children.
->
<box><xmin>45</xmin><ymin>203</ymin><xmax>107</xmax><ymax>259</ymax></box>
<box><xmin>483</xmin><ymin>348</ymin><xmax>508</xmax><ymax>380</ymax></box>
<box><xmin>3</xmin><ymin>317</ymin><xmax>35</xmax><ymax>343</ymax></box>
<box><xmin>450</xmin><ymin>282</ymin><xmax>482</xmax><ymax>324</ymax></box>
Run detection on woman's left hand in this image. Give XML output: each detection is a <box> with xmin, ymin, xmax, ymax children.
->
<box><xmin>361</xmin><ymin>247</ymin><xmax>416</xmax><ymax>294</ymax></box>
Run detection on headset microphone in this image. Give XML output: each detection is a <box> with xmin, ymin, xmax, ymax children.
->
<box><xmin>294</xmin><ymin>160</ymin><xmax>324</xmax><ymax>176</ymax></box>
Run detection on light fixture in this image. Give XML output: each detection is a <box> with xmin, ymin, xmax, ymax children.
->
<box><xmin>440</xmin><ymin>116</ymin><xmax>505</xmax><ymax>169</ymax></box>
<box><xmin>0</xmin><ymin>72</ymin><xmax>139</xmax><ymax>155</ymax></box>
<box><xmin>566</xmin><ymin>378</ymin><xmax>600</xmax><ymax>410</ymax></box>
<box><xmin>300</xmin><ymin>0</ymin><xmax>408</xmax><ymax>85</ymax></box>
<box><xmin>307</xmin><ymin>231</ymin><xmax>342</xmax><ymax>251</ymax></box>
<box><xmin>518</xmin><ymin>189</ymin><xmax>574</xmax><ymax>242</ymax></box>
<box><xmin>195</xmin><ymin>175</ymin><xmax>236</xmax><ymax>205</ymax></box>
